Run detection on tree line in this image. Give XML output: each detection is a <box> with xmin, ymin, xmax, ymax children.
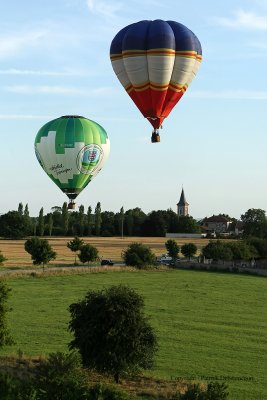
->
<box><xmin>1</xmin><ymin>203</ymin><xmax>267</xmax><ymax>242</ymax></box>
<box><xmin>0</xmin><ymin>202</ymin><xmax>200</xmax><ymax>239</ymax></box>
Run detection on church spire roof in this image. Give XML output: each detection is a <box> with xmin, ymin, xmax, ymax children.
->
<box><xmin>177</xmin><ymin>188</ymin><xmax>189</xmax><ymax>206</ymax></box>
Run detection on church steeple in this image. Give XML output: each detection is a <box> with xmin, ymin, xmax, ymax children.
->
<box><xmin>177</xmin><ymin>188</ymin><xmax>189</xmax><ymax>216</ymax></box>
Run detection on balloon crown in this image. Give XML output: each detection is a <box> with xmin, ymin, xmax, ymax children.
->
<box><xmin>60</xmin><ymin>115</ymin><xmax>85</xmax><ymax>119</ymax></box>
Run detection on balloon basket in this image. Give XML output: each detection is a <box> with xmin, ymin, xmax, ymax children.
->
<box><xmin>68</xmin><ymin>202</ymin><xmax>76</xmax><ymax>210</ymax></box>
<box><xmin>151</xmin><ymin>132</ymin><xmax>160</xmax><ymax>143</ymax></box>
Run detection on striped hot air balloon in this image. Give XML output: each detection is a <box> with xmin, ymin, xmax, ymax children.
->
<box><xmin>35</xmin><ymin>116</ymin><xmax>110</xmax><ymax>209</ymax></box>
<box><xmin>110</xmin><ymin>20</ymin><xmax>202</xmax><ymax>142</ymax></box>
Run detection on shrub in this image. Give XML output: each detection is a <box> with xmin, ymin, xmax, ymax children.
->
<box><xmin>88</xmin><ymin>383</ymin><xmax>134</xmax><ymax>400</ymax></box>
<box><xmin>0</xmin><ymin>251</ymin><xmax>7</xmax><ymax>266</ymax></box>
<box><xmin>34</xmin><ymin>351</ymin><xmax>88</xmax><ymax>400</ymax></box>
<box><xmin>69</xmin><ymin>285</ymin><xmax>157</xmax><ymax>383</ymax></box>
<box><xmin>0</xmin><ymin>281</ymin><xmax>13</xmax><ymax>347</ymax></box>
<box><xmin>173</xmin><ymin>381</ymin><xmax>228</xmax><ymax>399</ymax></box>
<box><xmin>78</xmin><ymin>244</ymin><xmax>98</xmax><ymax>265</ymax></box>
<box><xmin>165</xmin><ymin>240</ymin><xmax>179</xmax><ymax>259</ymax></box>
<box><xmin>67</xmin><ymin>237</ymin><xmax>84</xmax><ymax>264</ymax></box>
<box><xmin>122</xmin><ymin>243</ymin><xmax>156</xmax><ymax>268</ymax></box>
<box><xmin>181</xmin><ymin>243</ymin><xmax>197</xmax><ymax>260</ymax></box>
<box><xmin>0</xmin><ymin>371</ymin><xmax>36</xmax><ymax>400</ymax></box>
<box><xmin>24</xmin><ymin>238</ymin><xmax>56</xmax><ymax>271</ymax></box>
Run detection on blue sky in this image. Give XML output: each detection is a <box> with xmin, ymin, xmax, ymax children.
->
<box><xmin>0</xmin><ymin>0</ymin><xmax>267</xmax><ymax>218</ymax></box>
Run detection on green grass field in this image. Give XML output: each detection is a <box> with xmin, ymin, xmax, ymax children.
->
<box><xmin>0</xmin><ymin>269</ymin><xmax>266</xmax><ymax>400</ymax></box>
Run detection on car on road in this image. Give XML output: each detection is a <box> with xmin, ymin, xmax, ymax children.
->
<box><xmin>101</xmin><ymin>259</ymin><xmax>114</xmax><ymax>266</ymax></box>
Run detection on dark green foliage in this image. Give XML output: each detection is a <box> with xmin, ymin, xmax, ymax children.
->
<box><xmin>176</xmin><ymin>215</ymin><xmax>201</xmax><ymax>233</ymax></box>
<box><xmin>78</xmin><ymin>205</ymin><xmax>85</xmax><ymax>236</ymax></box>
<box><xmin>241</xmin><ymin>208</ymin><xmax>267</xmax><ymax>238</ymax></box>
<box><xmin>88</xmin><ymin>383</ymin><xmax>134</xmax><ymax>400</ymax></box>
<box><xmin>124</xmin><ymin>208</ymin><xmax>146</xmax><ymax>236</ymax></box>
<box><xmin>18</xmin><ymin>202</ymin><xmax>24</xmax><ymax>215</ymax></box>
<box><xmin>47</xmin><ymin>213</ymin><xmax>53</xmax><ymax>236</ymax></box>
<box><xmin>119</xmin><ymin>207</ymin><xmax>124</xmax><ymax>238</ymax></box>
<box><xmin>95</xmin><ymin>202</ymin><xmax>102</xmax><ymax>236</ymax></box>
<box><xmin>224</xmin><ymin>241</ymin><xmax>256</xmax><ymax>260</ymax></box>
<box><xmin>38</xmin><ymin>208</ymin><xmax>45</xmax><ymax>237</ymax></box>
<box><xmin>181</xmin><ymin>243</ymin><xmax>197</xmax><ymax>259</ymax></box>
<box><xmin>202</xmin><ymin>241</ymin><xmax>233</xmax><ymax>261</ymax></box>
<box><xmin>35</xmin><ymin>351</ymin><xmax>88</xmax><ymax>400</ymax></box>
<box><xmin>245</xmin><ymin>237</ymin><xmax>267</xmax><ymax>258</ymax></box>
<box><xmin>24</xmin><ymin>204</ymin><xmax>30</xmax><ymax>218</ymax></box>
<box><xmin>62</xmin><ymin>202</ymin><xmax>69</xmax><ymax>235</ymax></box>
<box><xmin>0</xmin><ymin>371</ymin><xmax>36</xmax><ymax>400</ymax></box>
<box><xmin>78</xmin><ymin>244</ymin><xmax>98</xmax><ymax>265</ymax></box>
<box><xmin>0</xmin><ymin>251</ymin><xmax>7</xmax><ymax>266</ymax></box>
<box><xmin>165</xmin><ymin>239</ymin><xmax>179</xmax><ymax>259</ymax></box>
<box><xmin>69</xmin><ymin>285</ymin><xmax>158</xmax><ymax>383</ymax></box>
<box><xmin>0</xmin><ymin>281</ymin><xmax>13</xmax><ymax>347</ymax></box>
<box><xmin>122</xmin><ymin>243</ymin><xmax>156</xmax><ymax>268</ymax></box>
<box><xmin>87</xmin><ymin>206</ymin><xmax>93</xmax><ymax>236</ymax></box>
<box><xmin>173</xmin><ymin>382</ymin><xmax>228</xmax><ymax>399</ymax></box>
<box><xmin>67</xmin><ymin>237</ymin><xmax>85</xmax><ymax>264</ymax></box>
<box><xmin>101</xmin><ymin>212</ymin><xmax>115</xmax><ymax>236</ymax></box>
<box><xmin>142</xmin><ymin>211</ymin><xmax>167</xmax><ymax>236</ymax></box>
<box><xmin>24</xmin><ymin>238</ymin><xmax>56</xmax><ymax>270</ymax></box>
<box><xmin>0</xmin><ymin>211</ymin><xmax>32</xmax><ymax>239</ymax></box>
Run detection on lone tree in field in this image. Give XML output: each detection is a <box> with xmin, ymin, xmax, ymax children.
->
<box><xmin>69</xmin><ymin>285</ymin><xmax>157</xmax><ymax>383</ymax></box>
<box><xmin>165</xmin><ymin>239</ymin><xmax>180</xmax><ymax>259</ymax></box>
<box><xmin>67</xmin><ymin>237</ymin><xmax>84</xmax><ymax>264</ymax></box>
<box><xmin>0</xmin><ymin>280</ymin><xmax>13</xmax><ymax>347</ymax></box>
<box><xmin>0</xmin><ymin>252</ymin><xmax>7</xmax><ymax>266</ymax></box>
<box><xmin>122</xmin><ymin>242</ymin><xmax>156</xmax><ymax>268</ymax></box>
<box><xmin>181</xmin><ymin>243</ymin><xmax>197</xmax><ymax>260</ymax></box>
<box><xmin>78</xmin><ymin>244</ymin><xmax>98</xmax><ymax>265</ymax></box>
<box><xmin>24</xmin><ymin>238</ymin><xmax>57</xmax><ymax>271</ymax></box>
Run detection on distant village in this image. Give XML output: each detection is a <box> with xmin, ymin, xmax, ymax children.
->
<box><xmin>172</xmin><ymin>188</ymin><xmax>243</xmax><ymax>238</ymax></box>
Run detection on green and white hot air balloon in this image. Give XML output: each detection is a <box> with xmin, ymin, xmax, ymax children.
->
<box><xmin>34</xmin><ymin>115</ymin><xmax>110</xmax><ymax>209</ymax></box>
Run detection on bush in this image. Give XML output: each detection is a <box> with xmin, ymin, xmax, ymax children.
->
<box><xmin>173</xmin><ymin>381</ymin><xmax>228</xmax><ymax>399</ymax></box>
<box><xmin>67</xmin><ymin>237</ymin><xmax>84</xmax><ymax>264</ymax></box>
<box><xmin>122</xmin><ymin>243</ymin><xmax>156</xmax><ymax>268</ymax></box>
<box><xmin>69</xmin><ymin>284</ymin><xmax>157</xmax><ymax>383</ymax></box>
<box><xmin>24</xmin><ymin>238</ymin><xmax>56</xmax><ymax>270</ymax></box>
<box><xmin>88</xmin><ymin>383</ymin><xmax>134</xmax><ymax>400</ymax></box>
<box><xmin>0</xmin><ymin>252</ymin><xmax>7</xmax><ymax>266</ymax></box>
<box><xmin>0</xmin><ymin>371</ymin><xmax>36</xmax><ymax>400</ymax></box>
<box><xmin>34</xmin><ymin>351</ymin><xmax>88</xmax><ymax>400</ymax></box>
<box><xmin>181</xmin><ymin>243</ymin><xmax>197</xmax><ymax>259</ymax></box>
<box><xmin>78</xmin><ymin>244</ymin><xmax>98</xmax><ymax>265</ymax></box>
<box><xmin>0</xmin><ymin>281</ymin><xmax>13</xmax><ymax>347</ymax></box>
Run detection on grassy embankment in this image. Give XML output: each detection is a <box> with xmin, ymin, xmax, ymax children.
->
<box><xmin>0</xmin><ymin>268</ymin><xmax>266</xmax><ymax>400</ymax></box>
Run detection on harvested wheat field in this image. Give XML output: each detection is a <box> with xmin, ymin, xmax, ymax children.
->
<box><xmin>0</xmin><ymin>236</ymin><xmax>212</xmax><ymax>269</ymax></box>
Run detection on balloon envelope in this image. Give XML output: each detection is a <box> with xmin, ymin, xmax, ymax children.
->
<box><xmin>110</xmin><ymin>20</ymin><xmax>202</xmax><ymax>140</ymax></box>
<box><xmin>34</xmin><ymin>115</ymin><xmax>110</xmax><ymax>204</ymax></box>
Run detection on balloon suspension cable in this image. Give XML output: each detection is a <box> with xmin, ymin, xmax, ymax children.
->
<box><xmin>151</xmin><ymin>129</ymin><xmax>160</xmax><ymax>143</ymax></box>
<box><xmin>68</xmin><ymin>200</ymin><xmax>76</xmax><ymax>210</ymax></box>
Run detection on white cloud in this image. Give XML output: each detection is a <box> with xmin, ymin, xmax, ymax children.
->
<box><xmin>5</xmin><ymin>85</ymin><xmax>117</xmax><ymax>96</ymax></box>
<box><xmin>216</xmin><ymin>10</ymin><xmax>267</xmax><ymax>30</ymax></box>
<box><xmin>86</xmin><ymin>0</ymin><xmax>122</xmax><ymax>19</ymax></box>
<box><xmin>189</xmin><ymin>90</ymin><xmax>267</xmax><ymax>100</ymax></box>
<box><xmin>0</xmin><ymin>31</ymin><xmax>47</xmax><ymax>59</ymax></box>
